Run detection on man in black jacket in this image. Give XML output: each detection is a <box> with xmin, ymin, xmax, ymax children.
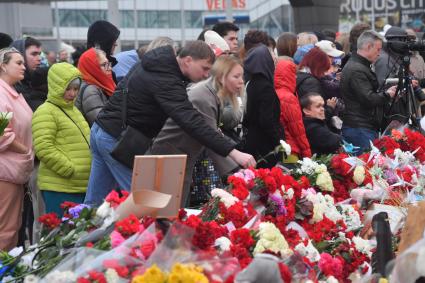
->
<box><xmin>301</xmin><ymin>93</ymin><xmax>341</xmax><ymax>155</ymax></box>
<box><xmin>341</xmin><ymin>30</ymin><xmax>396</xmax><ymax>155</ymax></box>
<box><xmin>11</xmin><ymin>37</ymin><xmax>42</xmax><ymax>111</ymax></box>
<box><xmin>85</xmin><ymin>40</ymin><xmax>256</xmax><ymax>206</ymax></box>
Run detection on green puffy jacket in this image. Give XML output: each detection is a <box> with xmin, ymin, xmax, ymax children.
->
<box><xmin>32</xmin><ymin>63</ymin><xmax>91</xmax><ymax>193</ymax></box>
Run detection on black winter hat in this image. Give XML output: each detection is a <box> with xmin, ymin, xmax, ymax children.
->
<box><xmin>87</xmin><ymin>20</ymin><xmax>120</xmax><ymax>55</ymax></box>
<box><xmin>385</xmin><ymin>27</ymin><xmax>408</xmax><ymax>40</ymax></box>
<box><xmin>0</xmin><ymin>32</ymin><xmax>13</xmax><ymax>49</ymax></box>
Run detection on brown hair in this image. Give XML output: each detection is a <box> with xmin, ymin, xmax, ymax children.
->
<box><xmin>276</xmin><ymin>32</ymin><xmax>297</xmax><ymax>57</ymax></box>
<box><xmin>178</xmin><ymin>40</ymin><xmax>215</xmax><ymax>64</ymax></box>
<box><xmin>349</xmin><ymin>23</ymin><xmax>371</xmax><ymax>50</ymax></box>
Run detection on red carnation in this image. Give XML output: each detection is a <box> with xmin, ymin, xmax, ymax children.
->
<box><xmin>318</xmin><ymin>253</ymin><xmax>344</xmax><ymax>279</ymax></box>
<box><xmin>38</xmin><ymin>212</ymin><xmax>61</xmax><ymax>229</ymax></box>
<box><xmin>230</xmin><ymin>228</ymin><xmax>255</xmax><ymax>249</ymax></box>
<box><xmin>114</xmin><ymin>214</ymin><xmax>141</xmax><ymax>238</ymax></box>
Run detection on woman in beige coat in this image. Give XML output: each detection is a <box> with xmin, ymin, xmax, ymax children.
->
<box><xmin>148</xmin><ymin>55</ymin><xmax>245</xmax><ymax>207</ymax></box>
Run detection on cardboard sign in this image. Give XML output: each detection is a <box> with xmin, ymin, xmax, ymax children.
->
<box><xmin>398</xmin><ymin>201</ymin><xmax>425</xmax><ymax>253</ymax></box>
<box><xmin>115</xmin><ymin>155</ymin><xmax>187</xmax><ymax>219</ymax></box>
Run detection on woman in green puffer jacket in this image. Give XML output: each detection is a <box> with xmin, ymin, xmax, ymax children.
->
<box><xmin>32</xmin><ymin>62</ymin><xmax>91</xmax><ymax>215</ymax></box>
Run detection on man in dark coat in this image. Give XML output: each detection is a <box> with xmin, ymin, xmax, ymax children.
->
<box><xmin>301</xmin><ymin>93</ymin><xmax>341</xmax><ymax>155</ymax></box>
<box><xmin>85</xmin><ymin>41</ymin><xmax>256</xmax><ymax>206</ymax></box>
<box><xmin>341</xmin><ymin>30</ymin><xmax>396</xmax><ymax>154</ymax></box>
<box><xmin>11</xmin><ymin>37</ymin><xmax>42</xmax><ymax>111</ymax></box>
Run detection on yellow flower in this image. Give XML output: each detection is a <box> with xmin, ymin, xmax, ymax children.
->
<box><xmin>168</xmin><ymin>263</ymin><xmax>209</xmax><ymax>283</ymax></box>
<box><xmin>131</xmin><ymin>264</ymin><xmax>167</xmax><ymax>283</ymax></box>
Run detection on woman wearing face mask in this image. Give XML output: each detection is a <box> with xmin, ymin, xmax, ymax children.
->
<box><xmin>76</xmin><ymin>48</ymin><xmax>116</xmax><ymax>126</ymax></box>
<box><xmin>0</xmin><ymin>47</ymin><xmax>34</xmax><ymax>251</ymax></box>
<box><xmin>32</xmin><ymin>63</ymin><xmax>91</xmax><ymax>215</ymax></box>
<box><xmin>148</xmin><ymin>55</ymin><xmax>246</xmax><ymax>207</ymax></box>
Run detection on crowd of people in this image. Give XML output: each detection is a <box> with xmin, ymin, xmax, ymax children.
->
<box><xmin>1</xmin><ymin>19</ymin><xmax>425</xmax><ymax>251</ymax></box>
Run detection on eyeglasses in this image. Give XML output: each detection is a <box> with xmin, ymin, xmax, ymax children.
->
<box><xmin>99</xmin><ymin>62</ymin><xmax>112</xmax><ymax>69</ymax></box>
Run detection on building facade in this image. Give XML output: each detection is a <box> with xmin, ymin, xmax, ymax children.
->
<box><xmin>52</xmin><ymin>0</ymin><xmax>291</xmax><ymax>50</ymax></box>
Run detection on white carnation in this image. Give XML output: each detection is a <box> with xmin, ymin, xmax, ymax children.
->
<box><xmin>295</xmin><ymin>240</ymin><xmax>320</xmax><ymax>262</ymax></box>
<box><xmin>211</xmin><ymin>188</ymin><xmax>239</xmax><ymax>208</ymax></box>
<box><xmin>44</xmin><ymin>270</ymin><xmax>77</xmax><ymax>283</ymax></box>
<box><xmin>352</xmin><ymin>236</ymin><xmax>372</xmax><ymax>256</ymax></box>
<box><xmin>353</xmin><ymin>166</ymin><xmax>366</xmax><ymax>185</ymax></box>
<box><xmin>254</xmin><ymin>222</ymin><xmax>292</xmax><ymax>257</ymax></box>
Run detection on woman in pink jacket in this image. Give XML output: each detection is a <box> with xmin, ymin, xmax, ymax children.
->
<box><xmin>0</xmin><ymin>47</ymin><xmax>34</xmax><ymax>250</ymax></box>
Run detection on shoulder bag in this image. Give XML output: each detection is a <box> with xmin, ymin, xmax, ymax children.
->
<box><xmin>110</xmin><ymin>71</ymin><xmax>152</xmax><ymax>169</ymax></box>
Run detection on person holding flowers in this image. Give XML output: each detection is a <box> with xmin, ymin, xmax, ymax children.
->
<box><xmin>0</xmin><ymin>47</ymin><xmax>34</xmax><ymax>250</ymax></box>
<box><xmin>32</xmin><ymin>62</ymin><xmax>91</xmax><ymax>215</ymax></box>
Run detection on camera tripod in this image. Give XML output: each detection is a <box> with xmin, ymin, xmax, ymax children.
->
<box><xmin>385</xmin><ymin>54</ymin><xmax>422</xmax><ymax>130</ymax></box>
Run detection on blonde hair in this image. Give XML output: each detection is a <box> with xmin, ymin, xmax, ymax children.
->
<box><xmin>297</xmin><ymin>32</ymin><xmax>318</xmax><ymax>46</ymax></box>
<box><xmin>210</xmin><ymin>55</ymin><xmax>243</xmax><ymax>109</ymax></box>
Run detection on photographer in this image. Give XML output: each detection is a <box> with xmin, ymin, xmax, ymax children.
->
<box><xmin>375</xmin><ymin>26</ymin><xmax>425</xmax><ymax>126</ymax></box>
<box><xmin>341</xmin><ymin>30</ymin><xmax>397</xmax><ymax>155</ymax></box>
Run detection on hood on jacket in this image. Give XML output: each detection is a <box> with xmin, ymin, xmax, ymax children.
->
<box><xmin>275</xmin><ymin>59</ymin><xmax>296</xmax><ymax>93</ymax></box>
<box><xmin>87</xmin><ymin>20</ymin><xmax>120</xmax><ymax>66</ymax></box>
<box><xmin>142</xmin><ymin>45</ymin><xmax>185</xmax><ymax>79</ymax></box>
<box><xmin>47</xmin><ymin>62</ymin><xmax>81</xmax><ymax>108</ymax></box>
<box><xmin>113</xmin><ymin>49</ymin><xmax>139</xmax><ymax>81</ymax></box>
<box><xmin>244</xmin><ymin>44</ymin><xmax>274</xmax><ymax>82</ymax></box>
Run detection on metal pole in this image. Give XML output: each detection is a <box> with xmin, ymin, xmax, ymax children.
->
<box><xmin>371</xmin><ymin>0</ymin><xmax>376</xmax><ymax>31</ymax></box>
<box><xmin>54</xmin><ymin>1</ymin><xmax>61</xmax><ymax>52</ymax></box>
<box><xmin>107</xmin><ymin>0</ymin><xmax>121</xmax><ymax>52</ymax></box>
<box><xmin>225</xmin><ymin>0</ymin><xmax>233</xmax><ymax>22</ymax></box>
<box><xmin>355</xmin><ymin>0</ymin><xmax>360</xmax><ymax>23</ymax></box>
<box><xmin>180</xmin><ymin>0</ymin><xmax>186</xmax><ymax>46</ymax></box>
<box><xmin>134</xmin><ymin>0</ymin><xmax>138</xmax><ymax>49</ymax></box>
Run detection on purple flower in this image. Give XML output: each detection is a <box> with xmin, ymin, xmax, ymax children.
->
<box><xmin>269</xmin><ymin>194</ymin><xmax>287</xmax><ymax>216</ymax></box>
<box><xmin>68</xmin><ymin>204</ymin><xmax>90</xmax><ymax>218</ymax></box>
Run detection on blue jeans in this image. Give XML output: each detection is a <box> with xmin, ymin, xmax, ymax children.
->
<box><xmin>84</xmin><ymin>123</ymin><xmax>132</xmax><ymax>206</ymax></box>
<box><xmin>342</xmin><ymin>126</ymin><xmax>378</xmax><ymax>155</ymax></box>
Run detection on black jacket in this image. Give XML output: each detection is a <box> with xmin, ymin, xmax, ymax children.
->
<box><xmin>303</xmin><ymin>117</ymin><xmax>341</xmax><ymax>155</ymax></box>
<box><xmin>341</xmin><ymin>53</ymin><xmax>389</xmax><ymax>130</ymax></box>
<box><xmin>296</xmin><ymin>72</ymin><xmax>324</xmax><ymax>98</ymax></box>
<box><xmin>243</xmin><ymin>45</ymin><xmax>282</xmax><ymax>168</ymax></box>
<box><xmin>96</xmin><ymin>45</ymin><xmax>235</xmax><ymax>157</ymax></box>
<box><xmin>243</xmin><ymin>74</ymin><xmax>282</xmax><ymax>167</ymax></box>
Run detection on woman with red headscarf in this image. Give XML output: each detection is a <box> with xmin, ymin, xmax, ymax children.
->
<box><xmin>76</xmin><ymin>48</ymin><xmax>116</xmax><ymax>126</ymax></box>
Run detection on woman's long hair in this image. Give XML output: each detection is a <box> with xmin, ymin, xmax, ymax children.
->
<box><xmin>210</xmin><ymin>55</ymin><xmax>244</xmax><ymax>110</ymax></box>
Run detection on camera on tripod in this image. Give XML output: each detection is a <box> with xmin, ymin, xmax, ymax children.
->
<box><xmin>385</xmin><ymin>35</ymin><xmax>425</xmax><ymax>56</ymax></box>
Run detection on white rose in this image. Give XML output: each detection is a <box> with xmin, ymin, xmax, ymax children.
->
<box><xmin>353</xmin><ymin>166</ymin><xmax>366</xmax><ymax>185</ymax></box>
<box><xmin>105</xmin><ymin>268</ymin><xmax>119</xmax><ymax>283</ymax></box>
<box><xmin>214</xmin><ymin>236</ymin><xmax>231</xmax><ymax>252</ymax></box>
<box><xmin>316</xmin><ymin>171</ymin><xmax>334</xmax><ymax>192</ymax></box>
<box><xmin>96</xmin><ymin>202</ymin><xmax>113</xmax><ymax>218</ymax></box>
<box><xmin>280</xmin><ymin>140</ymin><xmax>292</xmax><ymax>156</ymax></box>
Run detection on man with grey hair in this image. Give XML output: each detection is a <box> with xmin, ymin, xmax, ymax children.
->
<box><xmin>340</xmin><ymin>30</ymin><xmax>397</xmax><ymax>154</ymax></box>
